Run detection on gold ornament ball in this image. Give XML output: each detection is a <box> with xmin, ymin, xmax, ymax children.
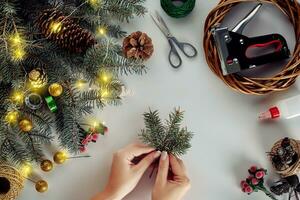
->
<box><xmin>35</xmin><ymin>180</ymin><xmax>48</xmax><ymax>193</ymax></box>
<box><xmin>19</xmin><ymin>119</ymin><xmax>33</xmax><ymax>132</ymax></box>
<box><xmin>48</xmin><ymin>83</ymin><xmax>63</xmax><ymax>97</ymax></box>
<box><xmin>53</xmin><ymin>152</ymin><xmax>67</xmax><ymax>164</ymax></box>
<box><xmin>40</xmin><ymin>160</ymin><xmax>53</xmax><ymax>172</ymax></box>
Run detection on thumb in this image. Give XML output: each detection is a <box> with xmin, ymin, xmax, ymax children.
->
<box><xmin>155</xmin><ymin>151</ymin><xmax>169</xmax><ymax>186</ymax></box>
<box><xmin>136</xmin><ymin>151</ymin><xmax>161</xmax><ymax>172</ymax></box>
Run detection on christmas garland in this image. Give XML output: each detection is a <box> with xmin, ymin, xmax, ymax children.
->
<box><xmin>0</xmin><ymin>0</ymin><xmax>147</xmax><ymax>168</ymax></box>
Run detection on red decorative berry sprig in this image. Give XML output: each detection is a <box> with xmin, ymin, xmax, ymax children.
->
<box><xmin>80</xmin><ymin>123</ymin><xmax>108</xmax><ymax>153</ymax></box>
<box><xmin>240</xmin><ymin>166</ymin><xmax>277</xmax><ymax>200</ymax></box>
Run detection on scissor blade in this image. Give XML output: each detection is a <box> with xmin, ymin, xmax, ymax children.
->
<box><xmin>150</xmin><ymin>12</ymin><xmax>170</xmax><ymax>38</ymax></box>
<box><xmin>155</xmin><ymin>11</ymin><xmax>171</xmax><ymax>35</ymax></box>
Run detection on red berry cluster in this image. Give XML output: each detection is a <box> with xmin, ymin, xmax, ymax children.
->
<box><xmin>80</xmin><ymin>126</ymin><xmax>108</xmax><ymax>153</ymax></box>
<box><xmin>241</xmin><ymin>166</ymin><xmax>267</xmax><ymax>194</ymax></box>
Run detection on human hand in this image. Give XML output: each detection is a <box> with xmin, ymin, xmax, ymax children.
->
<box><xmin>92</xmin><ymin>143</ymin><xmax>161</xmax><ymax>200</ymax></box>
<box><xmin>152</xmin><ymin>152</ymin><xmax>191</xmax><ymax>200</ymax></box>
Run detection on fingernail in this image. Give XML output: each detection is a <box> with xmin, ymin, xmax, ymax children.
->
<box><xmin>161</xmin><ymin>151</ymin><xmax>168</xmax><ymax>160</ymax></box>
<box><xmin>154</xmin><ymin>151</ymin><xmax>161</xmax><ymax>158</ymax></box>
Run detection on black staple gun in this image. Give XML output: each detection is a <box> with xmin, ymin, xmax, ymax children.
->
<box><xmin>211</xmin><ymin>3</ymin><xmax>290</xmax><ymax>76</ymax></box>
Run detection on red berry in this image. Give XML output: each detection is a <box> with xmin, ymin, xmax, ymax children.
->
<box><xmin>255</xmin><ymin>171</ymin><xmax>265</xmax><ymax>179</ymax></box>
<box><xmin>82</xmin><ymin>138</ymin><xmax>89</xmax><ymax>145</ymax></box>
<box><xmin>251</xmin><ymin>178</ymin><xmax>259</xmax><ymax>185</ymax></box>
<box><xmin>80</xmin><ymin>146</ymin><xmax>87</xmax><ymax>153</ymax></box>
<box><xmin>86</xmin><ymin>135</ymin><xmax>93</xmax><ymax>142</ymax></box>
<box><xmin>104</xmin><ymin>127</ymin><xmax>108</xmax><ymax>133</ymax></box>
<box><xmin>240</xmin><ymin>180</ymin><xmax>248</xmax><ymax>188</ymax></box>
<box><xmin>245</xmin><ymin>186</ymin><xmax>253</xmax><ymax>194</ymax></box>
<box><xmin>92</xmin><ymin>134</ymin><xmax>99</xmax><ymax>141</ymax></box>
<box><xmin>249</xmin><ymin>166</ymin><xmax>257</xmax><ymax>173</ymax></box>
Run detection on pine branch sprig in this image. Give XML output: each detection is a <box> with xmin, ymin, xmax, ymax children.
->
<box><xmin>139</xmin><ymin>108</ymin><xmax>193</xmax><ymax>156</ymax></box>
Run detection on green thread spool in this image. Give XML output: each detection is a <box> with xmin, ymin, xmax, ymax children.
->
<box><xmin>161</xmin><ymin>0</ymin><xmax>196</xmax><ymax>18</ymax></box>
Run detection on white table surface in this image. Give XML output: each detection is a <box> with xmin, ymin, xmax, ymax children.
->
<box><xmin>19</xmin><ymin>1</ymin><xmax>299</xmax><ymax>200</ymax></box>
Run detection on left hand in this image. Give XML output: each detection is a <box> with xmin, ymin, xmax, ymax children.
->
<box><xmin>92</xmin><ymin>143</ymin><xmax>161</xmax><ymax>200</ymax></box>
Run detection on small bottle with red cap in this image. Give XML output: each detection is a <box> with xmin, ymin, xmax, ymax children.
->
<box><xmin>259</xmin><ymin>95</ymin><xmax>300</xmax><ymax>120</ymax></box>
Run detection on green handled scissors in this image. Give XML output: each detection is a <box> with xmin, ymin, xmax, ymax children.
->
<box><xmin>151</xmin><ymin>11</ymin><xmax>198</xmax><ymax>68</ymax></box>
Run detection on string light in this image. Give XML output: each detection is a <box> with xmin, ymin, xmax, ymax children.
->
<box><xmin>75</xmin><ymin>80</ymin><xmax>86</xmax><ymax>89</ymax></box>
<box><xmin>50</xmin><ymin>21</ymin><xmax>63</xmax><ymax>34</ymax></box>
<box><xmin>11</xmin><ymin>90</ymin><xmax>24</xmax><ymax>104</ymax></box>
<box><xmin>88</xmin><ymin>0</ymin><xmax>101</xmax><ymax>8</ymax></box>
<box><xmin>8</xmin><ymin>33</ymin><xmax>24</xmax><ymax>47</ymax></box>
<box><xmin>98</xmin><ymin>71</ymin><xmax>112</xmax><ymax>84</ymax></box>
<box><xmin>11</xmin><ymin>48</ymin><xmax>26</xmax><ymax>61</ymax></box>
<box><xmin>8</xmin><ymin>32</ymin><xmax>26</xmax><ymax>61</ymax></box>
<box><xmin>101</xmin><ymin>88</ymin><xmax>110</xmax><ymax>98</ymax></box>
<box><xmin>96</xmin><ymin>26</ymin><xmax>107</xmax><ymax>37</ymax></box>
<box><xmin>20</xmin><ymin>162</ymin><xmax>33</xmax><ymax>178</ymax></box>
<box><xmin>5</xmin><ymin>111</ymin><xmax>19</xmax><ymax>124</ymax></box>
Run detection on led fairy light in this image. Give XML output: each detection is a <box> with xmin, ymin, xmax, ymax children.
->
<box><xmin>11</xmin><ymin>90</ymin><xmax>25</xmax><ymax>105</ymax></box>
<box><xmin>8</xmin><ymin>32</ymin><xmax>27</xmax><ymax>61</ymax></box>
<box><xmin>96</xmin><ymin>26</ymin><xmax>107</xmax><ymax>37</ymax></box>
<box><xmin>4</xmin><ymin>111</ymin><xmax>19</xmax><ymax>124</ymax></box>
<box><xmin>88</xmin><ymin>0</ymin><xmax>102</xmax><ymax>8</ymax></box>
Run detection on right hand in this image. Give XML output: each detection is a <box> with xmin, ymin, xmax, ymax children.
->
<box><xmin>152</xmin><ymin>152</ymin><xmax>191</xmax><ymax>200</ymax></box>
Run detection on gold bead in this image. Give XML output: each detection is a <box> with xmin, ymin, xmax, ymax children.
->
<box><xmin>35</xmin><ymin>180</ymin><xmax>48</xmax><ymax>193</ymax></box>
<box><xmin>48</xmin><ymin>83</ymin><xmax>63</xmax><ymax>97</ymax></box>
<box><xmin>53</xmin><ymin>151</ymin><xmax>67</xmax><ymax>164</ymax></box>
<box><xmin>19</xmin><ymin>119</ymin><xmax>33</xmax><ymax>132</ymax></box>
<box><xmin>40</xmin><ymin>160</ymin><xmax>53</xmax><ymax>172</ymax></box>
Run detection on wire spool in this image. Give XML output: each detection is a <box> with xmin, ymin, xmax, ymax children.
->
<box><xmin>161</xmin><ymin>0</ymin><xmax>196</xmax><ymax>18</ymax></box>
<box><xmin>203</xmin><ymin>0</ymin><xmax>300</xmax><ymax>95</ymax></box>
<box><xmin>0</xmin><ymin>163</ymin><xmax>24</xmax><ymax>200</ymax></box>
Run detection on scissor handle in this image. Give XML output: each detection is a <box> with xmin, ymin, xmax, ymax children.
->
<box><xmin>168</xmin><ymin>38</ymin><xmax>182</xmax><ymax>68</ymax></box>
<box><xmin>170</xmin><ymin>37</ymin><xmax>198</xmax><ymax>58</ymax></box>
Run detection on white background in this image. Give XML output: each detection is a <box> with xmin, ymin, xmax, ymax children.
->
<box><xmin>19</xmin><ymin>1</ymin><xmax>299</xmax><ymax>200</ymax></box>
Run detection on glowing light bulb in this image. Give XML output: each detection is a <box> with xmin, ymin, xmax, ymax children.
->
<box><xmin>11</xmin><ymin>48</ymin><xmax>26</xmax><ymax>61</ymax></box>
<box><xmin>5</xmin><ymin>111</ymin><xmax>19</xmax><ymax>124</ymax></box>
<box><xmin>11</xmin><ymin>91</ymin><xmax>24</xmax><ymax>104</ymax></box>
<box><xmin>101</xmin><ymin>89</ymin><xmax>110</xmax><ymax>98</ymax></box>
<box><xmin>88</xmin><ymin>0</ymin><xmax>101</xmax><ymax>8</ymax></box>
<box><xmin>75</xmin><ymin>80</ymin><xmax>86</xmax><ymax>89</ymax></box>
<box><xmin>93</xmin><ymin>121</ymin><xmax>98</xmax><ymax>127</ymax></box>
<box><xmin>20</xmin><ymin>163</ymin><xmax>33</xmax><ymax>177</ymax></box>
<box><xmin>9</xmin><ymin>33</ymin><xmax>24</xmax><ymax>46</ymax></box>
<box><xmin>50</xmin><ymin>21</ymin><xmax>63</xmax><ymax>34</ymax></box>
<box><xmin>97</xmin><ymin>26</ymin><xmax>107</xmax><ymax>37</ymax></box>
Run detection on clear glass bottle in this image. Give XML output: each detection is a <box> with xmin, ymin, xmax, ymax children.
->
<box><xmin>259</xmin><ymin>95</ymin><xmax>300</xmax><ymax>120</ymax></box>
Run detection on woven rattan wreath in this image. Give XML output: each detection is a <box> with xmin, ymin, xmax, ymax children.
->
<box><xmin>203</xmin><ymin>0</ymin><xmax>300</xmax><ymax>95</ymax></box>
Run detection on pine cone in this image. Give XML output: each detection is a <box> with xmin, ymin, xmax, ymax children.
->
<box><xmin>36</xmin><ymin>8</ymin><xmax>96</xmax><ymax>53</ymax></box>
<box><xmin>123</xmin><ymin>31</ymin><xmax>154</xmax><ymax>60</ymax></box>
<box><xmin>28</xmin><ymin>68</ymin><xmax>48</xmax><ymax>88</ymax></box>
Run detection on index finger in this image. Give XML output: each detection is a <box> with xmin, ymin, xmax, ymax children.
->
<box><xmin>169</xmin><ymin>155</ymin><xmax>187</xmax><ymax>176</ymax></box>
<box><xmin>122</xmin><ymin>143</ymin><xmax>155</xmax><ymax>161</ymax></box>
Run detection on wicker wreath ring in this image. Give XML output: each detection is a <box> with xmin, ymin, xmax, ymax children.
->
<box><xmin>204</xmin><ymin>0</ymin><xmax>300</xmax><ymax>95</ymax></box>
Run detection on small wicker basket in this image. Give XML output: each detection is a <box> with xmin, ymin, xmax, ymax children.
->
<box><xmin>0</xmin><ymin>163</ymin><xmax>24</xmax><ymax>200</ymax></box>
<box><xmin>269</xmin><ymin>138</ymin><xmax>300</xmax><ymax>177</ymax></box>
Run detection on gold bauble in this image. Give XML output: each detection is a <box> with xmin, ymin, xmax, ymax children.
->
<box><xmin>19</xmin><ymin>119</ymin><xmax>33</xmax><ymax>132</ymax></box>
<box><xmin>40</xmin><ymin>160</ymin><xmax>53</xmax><ymax>172</ymax></box>
<box><xmin>48</xmin><ymin>83</ymin><xmax>63</xmax><ymax>97</ymax></box>
<box><xmin>35</xmin><ymin>180</ymin><xmax>48</xmax><ymax>193</ymax></box>
<box><xmin>53</xmin><ymin>151</ymin><xmax>67</xmax><ymax>164</ymax></box>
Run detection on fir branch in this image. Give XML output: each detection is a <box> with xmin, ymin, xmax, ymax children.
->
<box><xmin>139</xmin><ymin>108</ymin><xmax>193</xmax><ymax>156</ymax></box>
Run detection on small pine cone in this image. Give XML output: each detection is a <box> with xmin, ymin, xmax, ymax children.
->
<box><xmin>123</xmin><ymin>31</ymin><xmax>154</xmax><ymax>60</ymax></box>
<box><xmin>36</xmin><ymin>8</ymin><xmax>96</xmax><ymax>53</ymax></box>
